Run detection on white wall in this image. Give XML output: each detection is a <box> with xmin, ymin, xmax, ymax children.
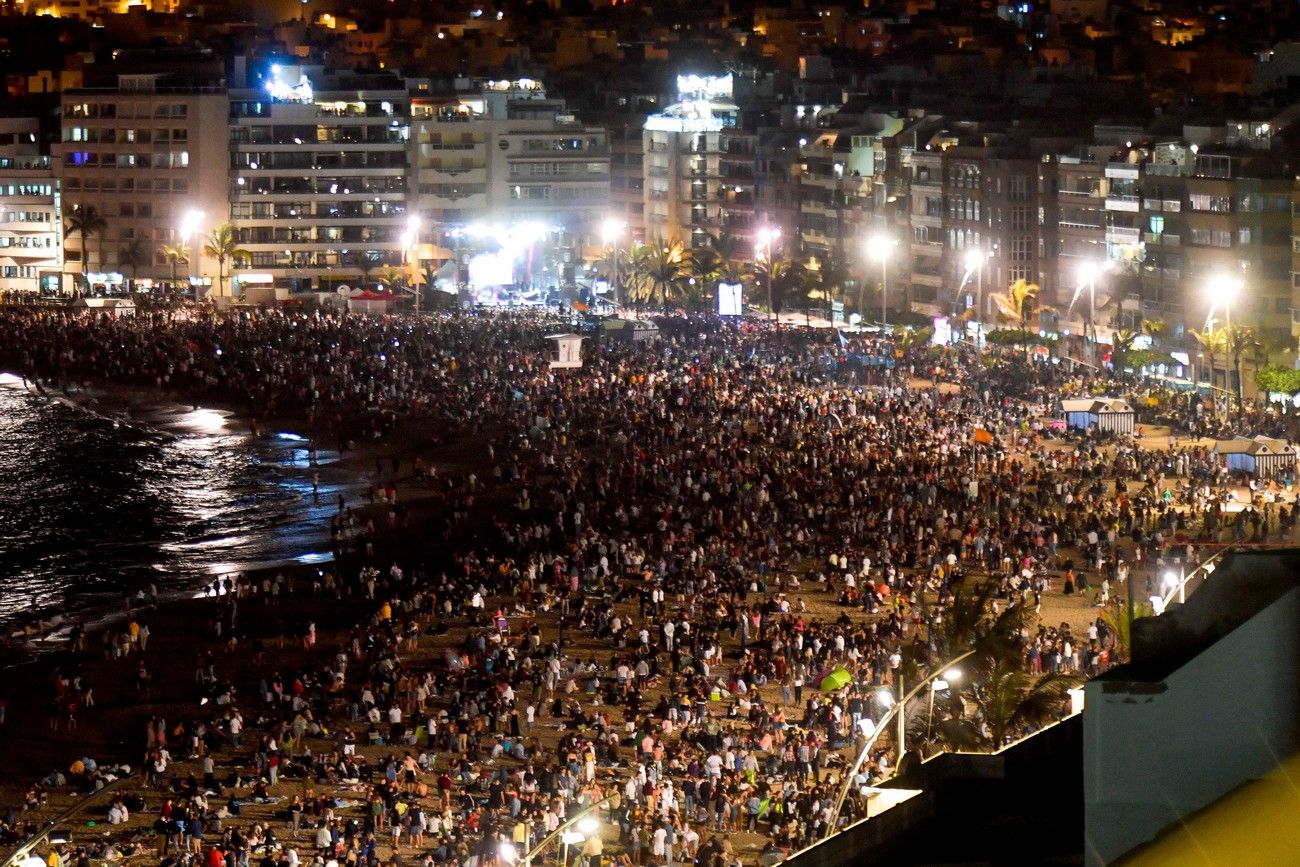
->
<box><xmin>1083</xmin><ymin>586</ymin><xmax>1300</xmax><ymax>865</ymax></box>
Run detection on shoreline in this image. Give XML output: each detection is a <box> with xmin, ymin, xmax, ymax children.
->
<box><xmin>0</xmin><ymin>370</ymin><xmax>387</xmax><ymax>649</ymax></box>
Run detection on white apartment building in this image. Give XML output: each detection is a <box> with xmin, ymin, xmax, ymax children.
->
<box><xmin>0</xmin><ymin>118</ymin><xmax>61</xmax><ymax>294</ymax></box>
<box><xmin>228</xmin><ymin>65</ymin><xmax>411</xmax><ymax>293</ymax></box>
<box><xmin>59</xmin><ymin>74</ymin><xmax>228</xmax><ymax>292</ymax></box>
<box><xmin>642</xmin><ymin>74</ymin><xmax>745</xmax><ymax>249</ymax></box>
<box><xmin>410</xmin><ymin>78</ymin><xmax>609</xmax><ymax>233</ymax></box>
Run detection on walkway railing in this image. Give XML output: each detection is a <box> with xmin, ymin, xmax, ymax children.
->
<box><xmin>1</xmin><ymin>778</ymin><xmax>132</xmax><ymax>867</ymax></box>
<box><xmin>1155</xmin><ymin>544</ymin><xmax>1233</xmax><ymax>614</ymax></box>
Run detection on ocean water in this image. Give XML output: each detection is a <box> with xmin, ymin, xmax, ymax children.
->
<box><xmin>0</xmin><ymin>375</ymin><xmax>343</xmax><ymax>628</ymax></box>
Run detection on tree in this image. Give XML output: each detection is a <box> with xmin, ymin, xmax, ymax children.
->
<box><xmin>971</xmin><ymin>660</ymin><xmax>1080</xmax><ymax>748</ymax></box>
<box><xmin>804</xmin><ymin>253</ymin><xmax>853</xmax><ymax>325</ymax></box>
<box><xmin>118</xmin><ymin>239</ymin><xmax>149</xmax><ymax>292</ymax></box>
<box><xmin>356</xmin><ymin>250</ymin><xmax>384</xmax><ymax>287</ymax></box>
<box><xmin>685</xmin><ymin>246</ymin><xmax>722</xmax><ymax>312</ymax></box>
<box><xmin>63</xmin><ymin>204</ymin><xmax>107</xmax><ymax>291</ymax></box>
<box><xmin>1255</xmin><ymin>365</ymin><xmax>1300</xmax><ymax>396</ymax></box>
<box><xmin>751</xmin><ymin>257</ymin><xmax>810</xmax><ymax>323</ymax></box>
<box><xmin>202</xmin><ymin>222</ymin><xmax>250</xmax><ymax>299</ymax></box>
<box><xmin>990</xmin><ymin>279</ymin><xmax>1040</xmax><ymax>331</ymax></box>
<box><xmin>628</xmin><ymin>240</ymin><xmax>688</xmax><ymax>308</ymax></box>
<box><xmin>378</xmin><ymin>264</ymin><xmax>406</xmax><ymax>291</ymax></box>
<box><xmin>1189</xmin><ymin>328</ymin><xmax>1231</xmax><ymax>413</ymax></box>
<box><xmin>159</xmin><ymin>243</ymin><xmax>189</xmax><ymax>290</ymax></box>
<box><xmin>1099</xmin><ymin>601</ymin><xmax>1154</xmax><ymax>663</ymax></box>
<box><xmin>1224</xmin><ymin>324</ymin><xmax>1258</xmax><ymax>415</ymax></box>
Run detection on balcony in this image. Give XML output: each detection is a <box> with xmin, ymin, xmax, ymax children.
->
<box><xmin>1105</xmin><ymin>163</ymin><xmax>1139</xmax><ymax>180</ymax></box>
<box><xmin>1106</xmin><ymin>226</ymin><xmax>1141</xmax><ymax>244</ymax></box>
<box><xmin>1144</xmin><ymin>198</ymin><xmax>1182</xmax><ymax>212</ymax></box>
<box><xmin>1105</xmin><ymin>194</ymin><xmax>1140</xmax><ymax>212</ymax></box>
<box><xmin>1144</xmin><ymin>232</ymin><xmax>1180</xmax><ymax>246</ymax></box>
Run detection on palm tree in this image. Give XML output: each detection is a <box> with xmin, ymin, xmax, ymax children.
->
<box><xmin>686</xmin><ymin>246</ymin><xmax>722</xmax><ymax>311</ymax></box>
<box><xmin>63</xmin><ymin>204</ymin><xmax>107</xmax><ymax>291</ymax></box>
<box><xmin>118</xmin><ymin>239</ymin><xmax>149</xmax><ymax>292</ymax></box>
<box><xmin>990</xmin><ymin>279</ymin><xmax>1041</xmax><ymax>332</ymax></box>
<box><xmin>629</xmin><ymin>239</ymin><xmax>688</xmax><ymax>308</ymax></box>
<box><xmin>202</xmin><ymin>222</ymin><xmax>250</xmax><ymax>299</ymax></box>
<box><xmin>972</xmin><ymin>660</ymin><xmax>1080</xmax><ymax>749</ymax></box>
<box><xmin>1190</xmin><ymin>327</ymin><xmax>1231</xmax><ymax>412</ymax></box>
<box><xmin>159</xmin><ymin>243</ymin><xmax>189</xmax><ymax>290</ymax></box>
<box><xmin>356</xmin><ymin>250</ymin><xmax>384</xmax><ymax>287</ymax></box>
<box><xmin>751</xmin><ymin>256</ymin><xmax>810</xmax><ymax>324</ymax></box>
<box><xmin>1224</xmin><ymin>324</ymin><xmax>1258</xmax><ymax>415</ymax></box>
<box><xmin>810</xmin><ymin>253</ymin><xmax>853</xmax><ymax>324</ymax></box>
<box><xmin>378</xmin><ymin>265</ymin><xmax>405</xmax><ymax>291</ymax></box>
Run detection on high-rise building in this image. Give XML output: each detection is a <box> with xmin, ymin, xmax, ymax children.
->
<box><xmin>58</xmin><ymin>73</ymin><xmax>228</xmax><ymax>293</ymax></box>
<box><xmin>0</xmin><ymin>118</ymin><xmax>61</xmax><ymax>295</ymax></box>
<box><xmin>409</xmin><ymin>78</ymin><xmax>609</xmax><ymax>232</ymax></box>
<box><xmin>643</xmin><ymin>74</ymin><xmax>745</xmax><ymax>249</ymax></box>
<box><xmin>228</xmin><ymin>64</ymin><xmax>412</xmax><ymax>294</ymax></box>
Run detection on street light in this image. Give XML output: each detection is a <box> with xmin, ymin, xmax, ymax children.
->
<box><xmin>601</xmin><ymin>217</ymin><xmax>625</xmax><ymax>308</ymax></box>
<box><xmin>756</xmin><ymin>226</ymin><xmax>781</xmax><ymax>323</ymax></box>
<box><xmin>962</xmin><ymin>248</ymin><xmax>991</xmax><ymax>337</ymax></box>
<box><xmin>866</xmin><ymin>233</ymin><xmax>895</xmax><ymax>327</ymax></box>
<box><xmin>402</xmin><ymin>215</ymin><xmax>422</xmax><ymax>312</ymax></box>
<box><xmin>1076</xmin><ymin>260</ymin><xmax>1102</xmax><ymax>368</ymax></box>
<box><xmin>926</xmin><ymin>668</ymin><xmax>962</xmax><ymax>740</ymax></box>
<box><xmin>179</xmin><ymin>209</ymin><xmax>204</xmax><ymax>291</ymax></box>
<box><xmin>1206</xmin><ymin>273</ymin><xmax>1243</xmax><ymax>412</ymax></box>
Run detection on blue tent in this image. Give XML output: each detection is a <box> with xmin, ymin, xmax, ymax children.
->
<box><xmin>1059</xmin><ymin>397</ymin><xmax>1136</xmax><ymax>434</ymax></box>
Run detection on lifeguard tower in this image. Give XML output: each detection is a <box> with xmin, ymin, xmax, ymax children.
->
<box><xmin>547</xmin><ymin>333</ymin><xmax>586</xmax><ymax>369</ymax></box>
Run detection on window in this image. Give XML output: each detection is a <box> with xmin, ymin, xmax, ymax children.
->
<box><xmin>1009</xmin><ymin>175</ymin><xmax>1028</xmax><ymax>202</ymax></box>
<box><xmin>1190</xmin><ymin>228</ymin><xmax>1232</xmax><ymax>247</ymax></box>
<box><xmin>1010</xmin><ymin>207</ymin><xmax>1030</xmax><ymax>230</ymax></box>
<box><xmin>1189</xmin><ymin>193</ymin><xmax>1231</xmax><ymax>212</ymax></box>
<box><xmin>1010</xmin><ymin>237</ymin><xmax>1030</xmax><ymax>261</ymax></box>
<box><xmin>1238</xmin><ymin>227</ymin><xmax>1252</xmax><ymax>245</ymax></box>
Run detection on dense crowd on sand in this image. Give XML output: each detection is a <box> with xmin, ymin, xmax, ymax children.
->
<box><xmin>1</xmin><ymin>308</ymin><xmax>1297</xmax><ymax>867</ymax></box>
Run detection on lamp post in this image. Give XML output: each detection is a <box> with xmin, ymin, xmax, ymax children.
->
<box><xmin>963</xmin><ymin>248</ymin><xmax>990</xmax><ymax>342</ymax></box>
<box><xmin>866</xmin><ymin>233</ymin><xmax>894</xmax><ymax>327</ymax></box>
<box><xmin>756</xmin><ymin>226</ymin><xmax>780</xmax><ymax>323</ymax></box>
<box><xmin>402</xmin><ymin>214</ymin><xmax>421</xmax><ymax>314</ymax></box>
<box><xmin>179</xmin><ymin>209</ymin><xmax>203</xmax><ymax>294</ymax></box>
<box><xmin>825</xmin><ymin>650</ymin><xmax>977</xmax><ymax>838</ymax></box>
<box><xmin>1076</xmin><ymin>260</ymin><xmax>1101</xmax><ymax>368</ymax></box>
<box><xmin>601</xmin><ymin>217</ymin><xmax>625</xmax><ymax>309</ymax></box>
<box><xmin>521</xmin><ymin>798</ymin><xmax>609</xmax><ymax>867</ymax></box>
<box><xmin>1207</xmin><ymin>273</ymin><xmax>1243</xmax><ymax>412</ymax></box>
<box><xmin>925</xmin><ymin>668</ymin><xmax>962</xmax><ymax>741</ymax></box>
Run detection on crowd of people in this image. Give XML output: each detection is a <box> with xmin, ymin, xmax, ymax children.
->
<box><xmin>2</xmin><ymin>306</ymin><xmax>1296</xmax><ymax>867</ymax></box>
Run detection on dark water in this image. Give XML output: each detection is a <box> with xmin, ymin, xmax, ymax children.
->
<box><xmin>0</xmin><ymin>374</ymin><xmax>343</xmax><ymax>628</ymax></box>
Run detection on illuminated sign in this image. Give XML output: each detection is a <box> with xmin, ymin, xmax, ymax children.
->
<box><xmin>676</xmin><ymin>74</ymin><xmax>732</xmax><ymax>100</ymax></box>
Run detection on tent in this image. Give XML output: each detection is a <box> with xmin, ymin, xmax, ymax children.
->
<box><xmin>1059</xmin><ymin>397</ymin><xmax>1136</xmax><ymax>434</ymax></box>
<box><xmin>599</xmin><ymin>318</ymin><xmax>660</xmax><ymax>343</ymax></box>
<box><xmin>346</xmin><ymin>289</ymin><xmax>399</xmax><ymax>314</ymax></box>
<box><xmin>1213</xmin><ymin>436</ymin><xmax>1299</xmax><ymax>477</ymax></box>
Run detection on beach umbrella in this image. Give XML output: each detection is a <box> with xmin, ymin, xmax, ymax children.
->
<box><xmin>819</xmin><ymin>666</ymin><xmax>852</xmax><ymax>692</ymax></box>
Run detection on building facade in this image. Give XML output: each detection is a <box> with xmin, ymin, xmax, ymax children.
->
<box><xmin>0</xmin><ymin>118</ymin><xmax>61</xmax><ymax>295</ymax></box>
<box><xmin>59</xmin><ymin>73</ymin><xmax>228</xmax><ymax>292</ymax></box>
<box><xmin>228</xmin><ymin>65</ymin><xmax>411</xmax><ymax>294</ymax></box>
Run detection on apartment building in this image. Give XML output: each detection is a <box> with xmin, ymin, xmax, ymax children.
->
<box><xmin>898</xmin><ymin>134</ymin><xmax>1054</xmax><ymax>319</ymax></box>
<box><xmin>59</xmin><ymin>73</ymin><xmax>228</xmax><ymax>292</ymax></box>
<box><xmin>1182</xmin><ymin>146</ymin><xmax>1294</xmax><ymax>334</ymax></box>
<box><xmin>643</xmin><ymin>74</ymin><xmax>746</xmax><ymax>248</ymax></box>
<box><xmin>228</xmin><ymin>65</ymin><xmax>411</xmax><ymax>293</ymax></box>
<box><xmin>0</xmin><ymin>118</ymin><xmax>61</xmax><ymax>294</ymax></box>
<box><xmin>409</xmin><ymin>78</ymin><xmax>608</xmax><ymax>234</ymax></box>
